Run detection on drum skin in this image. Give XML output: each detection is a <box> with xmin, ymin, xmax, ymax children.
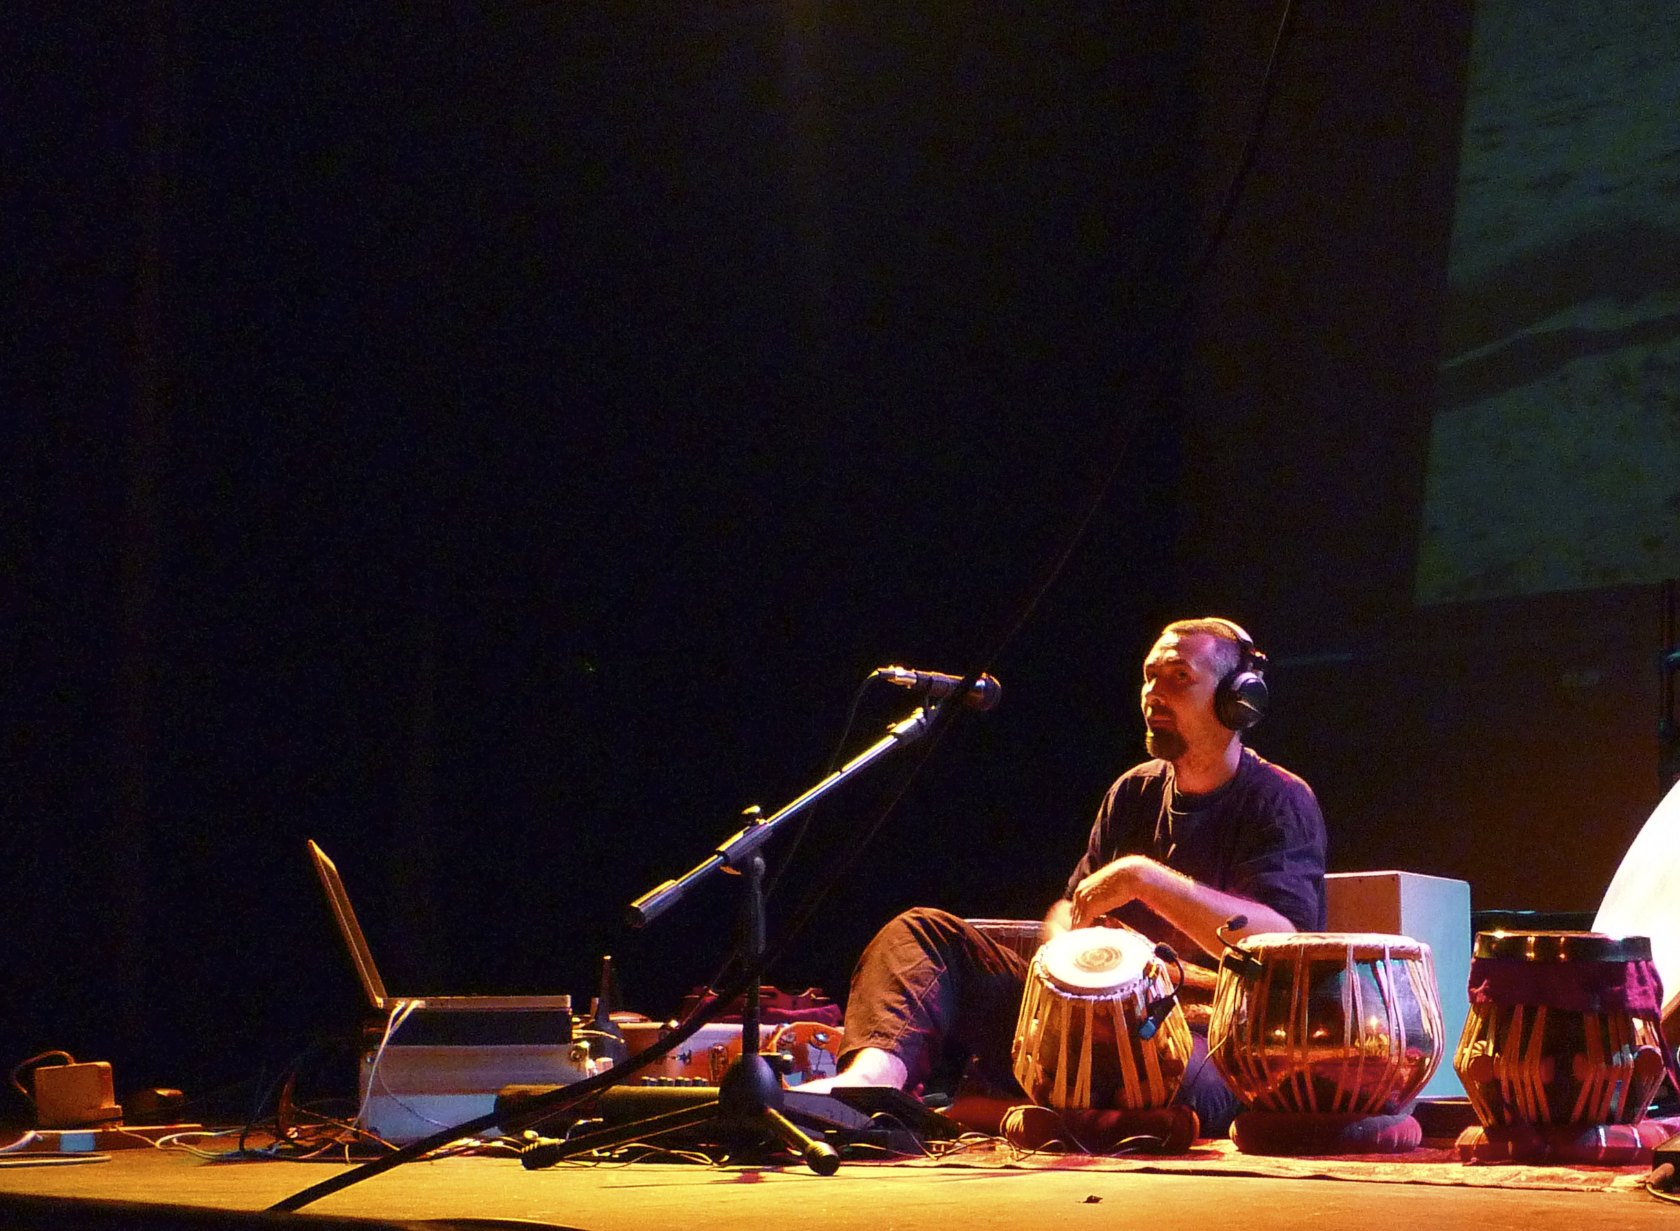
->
<box><xmin>1012</xmin><ymin>926</ymin><xmax>1192</xmax><ymax>1111</ymax></box>
<box><xmin>1454</xmin><ymin>930</ymin><xmax>1668</xmax><ymax>1127</ymax></box>
<box><xmin>1208</xmin><ymin>932</ymin><xmax>1445</xmax><ymax>1116</ymax></box>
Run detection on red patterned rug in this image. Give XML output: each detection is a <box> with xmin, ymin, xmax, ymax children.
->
<box><xmin>885</xmin><ymin>1136</ymin><xmax>1654</xmax><ymax>1193</ymax></box>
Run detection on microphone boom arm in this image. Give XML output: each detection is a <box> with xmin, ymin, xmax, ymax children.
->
<box><xmin>626</xmin><ymin>705</ymin><xmax>936</xmax><ymax>928</ymax></box>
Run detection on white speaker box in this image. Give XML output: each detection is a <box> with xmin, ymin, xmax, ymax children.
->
<box><xmin>1324</xmin><ymin>870</ymin><xmax>1471</xmax><ymax>1101</ymax></box>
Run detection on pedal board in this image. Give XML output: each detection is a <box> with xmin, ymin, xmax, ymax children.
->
<box><xmin>820</xmin><ymin>1086</ymin><xmax>964</xmax><ymax>1141</ymax></box>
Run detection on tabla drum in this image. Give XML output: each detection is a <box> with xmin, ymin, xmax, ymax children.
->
<box><xmin>1454</xmin><ymin>931</ymin><xmax>1671</xmax><ymax>1128</ymax></box>
<box><xmin>1011</xmin><ymin>926</ymin><xmax>1191</xmax><ymax>1111</ymax></box>
<box><xmin>1208</xmin><ymin>932</ymin><xmax>1445</xmax><ymax>1116</ymax></box>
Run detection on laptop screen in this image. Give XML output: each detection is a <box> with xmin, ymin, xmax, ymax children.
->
<box><xmin>308</xmin><ymin>839</ymin><xmax>389</xmax><ymax>1010</ymax></box>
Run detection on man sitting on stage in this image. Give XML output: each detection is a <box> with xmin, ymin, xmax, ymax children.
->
<box><xmin>804</xmin><ymin>617</ymin><xmax>1327</xmax><ymax>1135</ymax></box>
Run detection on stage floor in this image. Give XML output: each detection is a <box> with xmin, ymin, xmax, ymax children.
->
<box><xmin>2</xmin><ymin>1143</ymin><xmax>1678</xmax><ymax>1231</ymax></box>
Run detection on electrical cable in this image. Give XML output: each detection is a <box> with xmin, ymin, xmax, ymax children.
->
<box><xmin>7</xmin><ymin>1051</ymin><xmax>75</xmax><ymax>1107</ymax></box>
<box><xmin>757</xmin><ymin>0</ymin><xmax>1302</xmax><ymax>987</ymax></box>
<box><xmin>760</xmin><ymin>672</ymin><xmax>876</xmax><ymax>910</ymax></box>
<box><xmin>269</xmin><ymin>955</ymin><xmax>761</xmax><ymax>1210</ymax></box>
<box><xmin>360</xmin><ymin>1000</ymin><xmax>472</xmax><ymax>1139</ymax></box>
<box><xmin>270</xmin><ymin>0</ymin><xmax>1302</xmax><ymax>1209</ymax></box>
<box><xmin>357</xmin><ymin>998</ymin><xmax>421</xmax><ymax>1132</ymax></box>
<box><xmin>955</xmin><ymin>0</ymin><xmax>1302</xmax><ymax>682</ymax></box>
<box><xmin>1647</xmin><ymin>1164</ymin><xmax>1680</xmax><ymax>1205</ymax></box>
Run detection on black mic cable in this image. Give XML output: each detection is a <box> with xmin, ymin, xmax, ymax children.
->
<box><xmin>269</xmin><ymin>1</ymin><xmax>1304</xmax><ymax>1209</ymax></box>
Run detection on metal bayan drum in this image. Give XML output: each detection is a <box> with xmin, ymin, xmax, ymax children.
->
<box><xmin>1209</xmin><ymin>932</ymin><xmax>1445</xmax><ymax>1115</ymax></box>
<box><xmin>1012</xmin><ymin>926</ymin><xmax>1192</xmax><ymax>1111</ymax></box>
<box><xmin>1455</xmin><ymin>931</ymin><xmax>1672</xmax><ymax>1127</ymax></box>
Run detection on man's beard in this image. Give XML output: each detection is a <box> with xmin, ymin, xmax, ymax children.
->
<box><xmin>1146</xmin><ymin>727</ymin><xmax>1187</xmax><ymax>762</ymax></box>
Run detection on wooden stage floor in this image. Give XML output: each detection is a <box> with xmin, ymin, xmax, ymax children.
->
<box><xmin>2</xmin><ymin>1143</ymin><xmax>1678</xmax><ymax>1231</ymax></box>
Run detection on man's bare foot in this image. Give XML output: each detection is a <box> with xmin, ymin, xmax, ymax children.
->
<box><xmin>797</xmin><ymin>1046</ymin><xmax>908</xmax><ymax>1094</ymax></box>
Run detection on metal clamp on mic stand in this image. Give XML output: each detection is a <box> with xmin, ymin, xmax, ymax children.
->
<box><xmin>524</xmin><ymin>703</ymin><xmax>942</xmax><ymax>1175</ymax></box>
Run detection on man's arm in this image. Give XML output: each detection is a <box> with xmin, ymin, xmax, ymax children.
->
<box><xmin>1068</xmin><ymin>853</ymin><xmax>1293</xmax><ymax>961</ymax></box>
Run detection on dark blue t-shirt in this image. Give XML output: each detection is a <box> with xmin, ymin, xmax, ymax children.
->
<box><xmin>1064</xmin><ymin>747</ymin><xmax>1327</xmax><ymax>961</ymax></box>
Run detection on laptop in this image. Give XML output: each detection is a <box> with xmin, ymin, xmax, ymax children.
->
<box><xmin>308</xmin><ymin>839</ymin><xmax>577</xmax><ymax>1015</ymax></box>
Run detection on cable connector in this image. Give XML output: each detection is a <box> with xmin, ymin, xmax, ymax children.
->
<box><xmin>1646</xmin><ymin>1131</ymin><xmax>1680</xmax><ymax>1204</ymax></box>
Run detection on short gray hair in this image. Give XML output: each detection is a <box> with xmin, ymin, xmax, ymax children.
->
<box><xmin>1160</xmin><ymin>617</ymin><xmax>1250</xmax><ymax>679</ymax></box>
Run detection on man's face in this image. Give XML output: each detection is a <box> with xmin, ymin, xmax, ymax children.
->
<box><xmin>1139</xmin><ymin>631</ymin><xmax>1230</xmax><ymax>762</ymax></box>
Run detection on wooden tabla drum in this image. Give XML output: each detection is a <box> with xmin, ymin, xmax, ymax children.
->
<box><xmin>1454</xmin><ymin>931</ymin><xmax>1672</xmax><ymax>1128</ymax></box>
<box><xmin>1011</xmin><ymin>926</ymin><xmax>1191</xmax><ymax>1111</ymax></box>
<box><xmin>1209</xmin><ymin>932</ymin><xmax>1445</xmax><ymax>1117</ymax></box>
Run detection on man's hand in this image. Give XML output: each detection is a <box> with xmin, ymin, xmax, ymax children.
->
<box><xmin>1069</xmin><ymin>854</ymin><xmax>1161</xmax><ymax>928</ymax></box>
<box><xmin>1041</xmin><ymin>898</ymin><xmax>1074</xmax><ymax>943</ymax></box>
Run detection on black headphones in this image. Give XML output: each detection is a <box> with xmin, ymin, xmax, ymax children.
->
<box><xmin>1203</xmin><ymin>617</ymin><xmax>1270</xmax><ymax>731</ymax></box>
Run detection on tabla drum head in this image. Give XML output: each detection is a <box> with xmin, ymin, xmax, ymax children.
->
<box><xmin>1038</xmin><ymin>925</ymin><xmax>1155</xmax><ymax>994</ymax></box>
<box><xmin>1472</xmin><ymin>930</ymin><xmax>1651</xmax><ymax>962</ymax></box>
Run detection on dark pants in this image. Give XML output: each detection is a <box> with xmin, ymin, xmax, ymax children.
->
<box><xmin>838</xmin><ymin>907</ymin><xmax>1242</xmax><ymax>1135</ymax></box>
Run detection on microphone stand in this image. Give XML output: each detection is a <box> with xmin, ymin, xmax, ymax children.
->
<box><xmin>521</xmin><ymin>704</ymin><xmax>940</xmax><ymax>1175</ymax></box>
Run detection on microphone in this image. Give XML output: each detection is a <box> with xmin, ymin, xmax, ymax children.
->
<box><xmin>1216</xmin><ymin>915</ymin><xmax>1264</xmax><ymax>979</ymax></box>
<box><xmin>1136</xmin><ymin>995</ymin><xmax>1177</xmax><ymax>1041</ymax></box>
<box><xmin>871</xmin><ymin>665</ymin><xmax>1002</xmax><ymax>712</ymax></box>
<box><xmin>1216</xmin><ymin>914</ymin><xmax>1249</xmax><ymax>947</ymax></box>
<box><xmin>1136</xmin><ymin>942</ymin><xmax>1183</xmax><ymax>1041</ymax></box>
